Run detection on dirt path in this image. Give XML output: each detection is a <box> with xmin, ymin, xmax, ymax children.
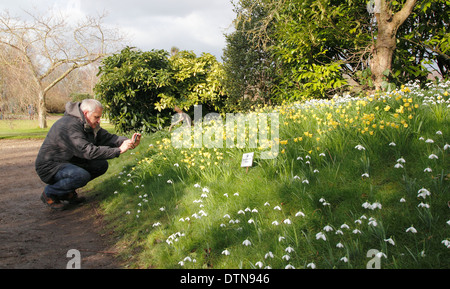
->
<box><xmin>0</xmin><ymin>139</ymin><xmax>121</xmax><ymax>269</ymax></box>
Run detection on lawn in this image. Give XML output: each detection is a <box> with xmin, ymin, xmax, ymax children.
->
<box><xmin>0</xmin><ymin>118</ymin><xmax>57</xmax><ymax>139</ymax></box>
<box><xmin>0</xmin><ymin>116</ymin><xmax>115</xmax><ymax>139</ymax></box>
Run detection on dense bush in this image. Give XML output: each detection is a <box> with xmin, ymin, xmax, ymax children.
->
<box><xmin>95</xmin><ymin>47</ymin><xmax>225</xmax><ymax>133</ymax></box>
<box><xmin>95</xmin><ymin>47</ymin><xmax>171</xmax><ymax>133</ymax></box>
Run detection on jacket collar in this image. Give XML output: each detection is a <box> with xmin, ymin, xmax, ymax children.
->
<box><xmin>65</xmin><ymin>101</ymin><xmax>101</xmax><ymax>137</ymax></box>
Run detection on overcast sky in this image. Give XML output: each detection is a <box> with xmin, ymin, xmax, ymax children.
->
<box><xmin>0</xmin><ymin>0</ymin><xmax>236</xmax><ymax>60</ymax></box>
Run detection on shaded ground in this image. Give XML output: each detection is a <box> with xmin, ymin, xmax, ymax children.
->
<box><xmin>0</xmin><ymin>139</ymin><xmax>121</xmax><ymax>269</ymax></box>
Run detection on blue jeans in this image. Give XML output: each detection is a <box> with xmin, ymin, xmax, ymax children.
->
<box><xmin>44</xmin><ymin>160</ymin><xmax>108</xmax><ymax>199</ymax></box>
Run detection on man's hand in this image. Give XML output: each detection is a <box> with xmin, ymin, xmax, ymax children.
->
<box><xmin>119</xmin><ymin>133</ymin><xmax>142</xmax><ymax>154</ymax></box>
<box><xmin>131</xmin><ymin>133</ymin><xmax>141</xmax><ymax>148</ymax></box>
<box><xmin>119</xmin><ymin>139</ymin><xmax>134</xmax><ymax>154</ymax></box>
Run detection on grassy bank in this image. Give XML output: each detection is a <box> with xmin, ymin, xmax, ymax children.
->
<box><xmin>88</xmin><ymin>81</ymin><xmax>449</xmax><ymax>269</ymax></box>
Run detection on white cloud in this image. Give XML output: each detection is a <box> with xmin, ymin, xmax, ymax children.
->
<box><xmin>0</xmin><ymin>0</ymin><xmax>235</xmax><ymax>59</ymax></box>
<box><xmin>50</xmin><ymin>0</ymin><xmax>86</xmax><ymax>25</ymax></box>
<box><xmin>110</xmin><ymin>1</ymin><xmax>235</xmax><ymax>58</ymax></box>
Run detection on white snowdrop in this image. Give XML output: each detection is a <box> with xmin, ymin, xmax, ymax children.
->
<box><xmin>355</xmin><ymin>144</ymin><xmax>366</xmax><ymax>151</ymax></box>
<box><xmin>316</xmin><ymin>232</ymin><xmax>327</xmax><ymax>241</ymax></box>
<box><xmin>323</xmin><ymin>225</ymin><xmax>333</xmax><ymax>232</ymax></box>
<box><xmin>295</xmin><ymin>211</ymin><xmax>305</xmax><ymax>217</ymax></box>
<box><xmin>242</xmin><ymin>239</ymin><xmax>252</xmax><ymax>246</ymax></box>
<box><xmin>265</xmin><ymin>252</ymin><xmax>274</xmax><ymax>259</ymax></box>
<box><xmin>406</xmin><ymin>226</ymin><xmax>417</xmax><ymax>234</ymax></box>
<box><xmin>384</xmin><ymin>238</ymin><xmax>396</xmax><ymax>246</ymax></box>
<box><xmin>428</xmin><ymin>154</ymin><xmax>438</xmax><ymax>159</ymax></box>
<box><xmin>396</xmin><ymin>157</ymin><xmax>406</xmax><ymax>163</ymax></box>
<box><xmin>417</xmin><ymin>188</ymin><xmax>431</xmax><ymax>199</ymax></box>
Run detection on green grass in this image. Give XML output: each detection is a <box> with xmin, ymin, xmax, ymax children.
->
<box><xmin>87</xmin><ymin>81</ymin><xmax>450</xmax><ymax>269</ymax></box>
<box><xmin>0</xmin><ymin>118</ymin><xmax>55</xmax><ymax>139</ymax></box>
<box><xmin>0</xmin><ymin>116</ymin><xmax>116</xmax><ymax>139</ymax></box>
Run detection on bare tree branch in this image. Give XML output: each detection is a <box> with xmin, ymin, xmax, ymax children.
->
<box><xmin>0</xmin><ymin>9</ymin><xmax>124</xmax><ymax>128</ymax></box>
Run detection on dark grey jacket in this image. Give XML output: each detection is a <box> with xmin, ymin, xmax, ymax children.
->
<box><xmin>35</xmin><ymin>102</ymin><xmax>127</xmax><ymax>184</ymax></box>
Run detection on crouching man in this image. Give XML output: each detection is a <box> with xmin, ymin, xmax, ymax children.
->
<box><xmin>35</xmin><ymin>99</ymin><xmax>141</xmax><ymax>211</ymax></box>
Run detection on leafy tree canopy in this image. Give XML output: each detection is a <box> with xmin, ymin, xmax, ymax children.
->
<box><xmin>223</xmin><ymin>0</ymin><xmax>449</xmax><ymax>102</ymax></box>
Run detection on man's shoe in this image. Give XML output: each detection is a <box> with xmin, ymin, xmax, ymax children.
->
<box><xmin>67</xmin><ymin>192</ymin><xmax>87</xmax><ymax>205</ymax></box>
<box><xmin>40</xmin><ymin>192</ymin><xmax>67</xmax><ymax>211</ymax></box>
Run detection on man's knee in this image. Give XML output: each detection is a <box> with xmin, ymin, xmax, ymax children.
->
<box><xmin>48</xmin><ymin>164</ymin><xmax>91</xmax><ymax>192</ymax></box>
<box><xmin>97</xmin><ymin>160</ymin><xmax>109</xmax><ymax>176</ymax></box>
<box><xmin>76</xmin><ymin>169</ymin><xmax>92</xmax><ymax>184</ymax></box>
<box><xmin>87</xmin><ymin>160</ymin><xmax>109</xmax><ymax>179</ymax></box>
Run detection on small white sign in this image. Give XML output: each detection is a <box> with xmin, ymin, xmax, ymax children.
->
<box><xmin>241</xmin><ymin>152</ymin><xmax>254</xmax><ymax>168</ymax></box>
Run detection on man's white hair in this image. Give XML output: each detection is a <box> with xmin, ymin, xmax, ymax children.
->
<box><xmin>80</xmin><ymin>99</ymin><xmax>103</xmax><ymax>113</ymax></box>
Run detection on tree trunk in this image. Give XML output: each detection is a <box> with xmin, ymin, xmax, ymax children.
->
<box><xmin>371</xmin><ymin>14</ymin><xmax>397</xmax><ymax>90</ymax></box>
<box><xmin>370</xmin><ymin>0</ymin><xmax>418</xmax><ymax>90</ymax></box>
<box><xmin>38</xmin><ymin>89</ymin><xmax>47</xmax><ymax>129</ymax></box>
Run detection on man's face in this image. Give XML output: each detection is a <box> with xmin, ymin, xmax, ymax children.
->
<box><xmin>84</xmin><ymin>107</ymin><xmax>102</xmax><ymax>129</ymax></box>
